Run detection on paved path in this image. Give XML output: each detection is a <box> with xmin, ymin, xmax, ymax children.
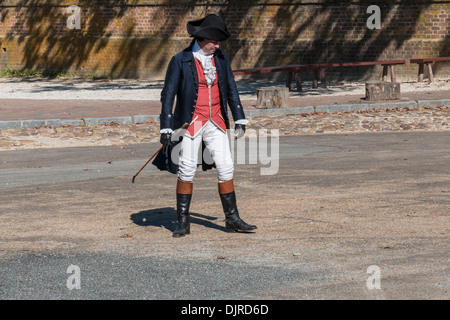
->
<box><xmin>1</xmin><ymin>90</ymin><xmax>449</xmax><ymax>122</ymax></box>
<box><xmin>0</xmin><ymin>132</ymin><xmax>449</xmax><ymax>300</ymax></box>
<box><xmin>0</xmin><ymin>77</ymin><xmax>449</xmax><ymax>129</ymax></box>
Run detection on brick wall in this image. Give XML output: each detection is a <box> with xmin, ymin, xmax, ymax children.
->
<box><xmin>0</xmin><ymin>0</ymin><xmax>449</xmax><ymax>81</ymax></box>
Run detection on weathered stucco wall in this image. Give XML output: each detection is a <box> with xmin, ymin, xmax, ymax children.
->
<box><xmin>0</xmin><ymin>0</ymin><xmax>449</xmax><ymax>80</ymax></box>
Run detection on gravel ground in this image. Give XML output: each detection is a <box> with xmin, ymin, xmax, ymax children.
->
<box><xmin>0</xmin><ymin>105</ymin><xmax>448</xmax><ymax>151</ymax></box>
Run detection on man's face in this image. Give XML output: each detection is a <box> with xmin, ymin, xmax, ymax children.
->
<box><xmin>198</xmin><ymin>39</ymin><xmax>220</xmax><ymax>55</ymax></box>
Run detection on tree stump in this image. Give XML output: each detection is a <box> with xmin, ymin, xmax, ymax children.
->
<box><xmin>365</xmin><ymin>81</ymin><xmax>401</xmax><ymax>101</ymax></box>
<box><xmin>256</xmin><ymin>86</ymin><xmax>290</xmax><ymax>109</ymax></box>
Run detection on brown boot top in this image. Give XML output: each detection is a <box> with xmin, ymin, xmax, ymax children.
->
<box><xmin>218</xmin><ymin>179</ymin><xmax>235</xmax><ymax>194</ymax></box>
<box><xmin>177</xmin><ymin>179</ymin><xmax>193</xmax><ymax>194</ymax></box>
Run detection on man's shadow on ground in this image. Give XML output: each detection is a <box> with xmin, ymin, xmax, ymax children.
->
<box><xmin>130</xmin><ymin>207</ymin><xmax>226</xmax><ymax>233</ymax></box>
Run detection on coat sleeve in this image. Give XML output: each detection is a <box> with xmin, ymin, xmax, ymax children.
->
<box><xmin>160</xmin><ymin>56</ymin><xmax>181</xmax><ymax>130</ymax></box>
<box><xmin>222</xmin><ymin>52</ymin><xmax>246</xmax><ymax>122</ymax></box>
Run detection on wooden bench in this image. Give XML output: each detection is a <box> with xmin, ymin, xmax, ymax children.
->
<box><xmin>233</xmin><ymin>64</ymin><xmax>307</xmax><ymax>91</ymax></box>
<box><xmin>410</xmin><ymin>57</ymin><xmax>450</xmax><ymax>82</ymax></box>
<box><xmin>233</xmin><ymin>60</ymin><xmax>406</xmax><ymax>92</ymax></box>
<box><xmin>292</xmin><ymin>60</ymin><xmax>406</xmax><ymax>91</ymax></box>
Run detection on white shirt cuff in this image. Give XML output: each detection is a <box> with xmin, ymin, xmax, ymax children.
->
<box><xmin>235</xmin><ymin>119</ymin><xmax>249</xmax><ymax>125</ymax></box>
<box><xmin>160</xmin><ymin>128</ymin><xmax>173</xmax><ymax>134</ymax></box>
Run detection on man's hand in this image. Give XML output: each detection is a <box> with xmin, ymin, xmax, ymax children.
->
<box><xmin>160</xmin><ymin>133</ymin><xmax>172</xmax><ymax>146</ymax></box>
<box><xmin>234</xmin><ymin>124</ymin><xmax>245</xmax><ymax>139</ymax></box>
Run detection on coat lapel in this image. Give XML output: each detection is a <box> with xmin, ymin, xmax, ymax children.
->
<box><xmin>182</xmin><ymin>41</ymin><xmax>198</xmax><ymax>89</ymax></box>
<box><xmin>214</xmin><ymin>52</ymin><xmax>224</xmax><ymax>87</ymax></box>
<box><xmin>190</xmin><ymin>58</ymin><xmax>198</xmax><ymax>89</ymax></box>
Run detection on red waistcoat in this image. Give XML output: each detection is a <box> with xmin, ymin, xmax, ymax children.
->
<box><xmin>186</xmin><ymin>58</ymin><xmax>227</xmax><ymax>137</ymax></box>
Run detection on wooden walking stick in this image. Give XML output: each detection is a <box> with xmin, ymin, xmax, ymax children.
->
<box><xmin>131</xmin><ymin>145</ymin><xmax>163</xmax><ymax>184</ymax></box>
<box><xmin>132</xmin><ymin>123</ymin><xmax>188</xmax><ymax>183</ymax></box>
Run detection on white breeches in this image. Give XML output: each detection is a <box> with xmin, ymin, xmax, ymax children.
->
<box><xmin>178</xmin><ymin>121</ymin><xmax>234</xmax><ymax>182</ymax></box>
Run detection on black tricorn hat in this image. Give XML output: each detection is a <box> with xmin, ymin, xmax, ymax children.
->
<box><xmin>187</xmin><ymin>14</ymin><xmax>231</xmax><ymax>41</ymax></box>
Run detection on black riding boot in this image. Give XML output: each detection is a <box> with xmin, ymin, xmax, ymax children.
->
<box><xmin>219</xmin><ymin>179</ymin><xmax>257</xmax><ymax>233</ymax></box>
<box><xmin>173</xmin><ymin>179</ymin><xmax>193</xmax><ymax>238</ymax></box>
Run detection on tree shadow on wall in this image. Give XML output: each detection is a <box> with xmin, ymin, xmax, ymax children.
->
<box><xmin>110</xmin><ymin>0</ymin><xmax>201</xmax><ymax>78</ymax></box>
<box><xmin>0</xmin><ymin>0</ymin><xmax>140</xmax><ymax>77</ymax></box>
<box><xmin>0</xmin><ymin>0</ymin><xmax>206</xmax><ymax>77</ymax></box>
<box><xmin>217</xmin><ymin>0</ymin><xmax>438</xmax><ymax>81</ymax></box>
<box><xmin>0</xmin><ymin>0</ymin><xmax>443</xmax><ymax>80</ymax></box>
<box><xmin>435</xmin><ymin>33</ymin><xmax>450</xmax><ymax>77</ymax></box>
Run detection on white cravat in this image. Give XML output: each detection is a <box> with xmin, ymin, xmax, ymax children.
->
<box><xmin>192</xmin><ymin>40</ymin><xmax>216</xmax><ymax>86</ymax></box>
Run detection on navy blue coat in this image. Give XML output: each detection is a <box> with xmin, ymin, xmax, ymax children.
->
<box><xmin>159</xmin><ymin>40</ymin><xmax>246</xmax><ymax>131</ymax></box>
<box><xmin>153</xmin><ymin>40</ymin><xmax>246</xmax><ymax>173</ymax></box>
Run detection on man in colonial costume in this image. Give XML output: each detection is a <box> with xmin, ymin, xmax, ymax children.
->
<box><xmin>153</xmin><ymin>14</ymin><xmax>257</xmax><ymax>237</ymax></box>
